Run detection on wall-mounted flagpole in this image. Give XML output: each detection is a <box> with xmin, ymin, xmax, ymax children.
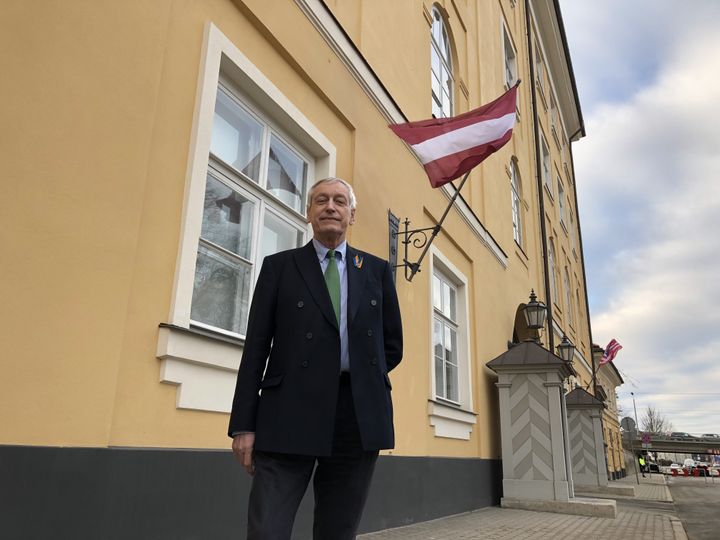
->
<box><xmin>393</xmin><ymin>170</ymin><xmax>472</xmax><ymax>282</ymax></box>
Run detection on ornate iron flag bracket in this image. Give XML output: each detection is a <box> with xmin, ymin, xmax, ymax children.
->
<box><xmin>390</xmin><ymin>170</ymin><xmax>472</xmax><ymax>282</ymax></box>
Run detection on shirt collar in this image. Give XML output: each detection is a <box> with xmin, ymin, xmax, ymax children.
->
<box><xmin>312</xmin><ymin>238</ymin><xmax>346</xmax><ymax>262</ymax></box>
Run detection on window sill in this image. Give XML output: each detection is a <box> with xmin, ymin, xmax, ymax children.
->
<box><xmin>427</xmin><ymin>399</ymin><xmax>477</xmax><ymax>440</ymax></box>
<box><xmin>156</xmin><ymin>323</ymin><xmax>244</xmax><ymax>413</ymax></box>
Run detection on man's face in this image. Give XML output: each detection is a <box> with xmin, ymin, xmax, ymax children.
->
<box><xmin>307</xmin><ymin>181</ymin><xmax>355</xmax><ymax>246</ymax></box>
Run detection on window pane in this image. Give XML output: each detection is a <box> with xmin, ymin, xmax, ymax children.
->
<box><xmin>431</xmin><ymin>72</ymin><xmax>441</xmax><ymax>101</ymax></box>
<box><xmin>191</xmin><ymin>244</ymin><xmax>252</xmax><ymax>335</ymax></box>
<box><xmin>435</xmin><ymin>354</ymin><xmax>444</xmax><ymax>399</ymax></box>
<box><xmin>446</xmin><ymin>362</ymin><xmax>458</xmax><ymax>402</ymax></box>
<box><xmin>442</xmin><ymin>281</ymin><xmax>451</xmax><ymax>318</ymax></box>
<box><xmin>432</xmin><ymin>98</ymin><xmax>443</xmax><ymax>119</ymax></box>
<box><xmin>442</xmin><ymin>91</ymin><xmax>452</xmax><ymax>118</ymax></box>
<box><xmin>267</xmin><ymin>135</ymin><xmax>307</xmax><ymax>213</ymax></box>
<box><xmin>211</xmin><ymin>88</ymin><xmax>263</xmax><ymax>182</ymax></box>
<box><xmin>433</xmin><ymin>318</ymin><xmax>443</xmax><ymax>359</ymax></box>
<box><xmin>434</xmin><ymin>319</ymin><xmax>444</xmax><ymax>398</ymax></box>
<box><xmin>444</xmin><ymin>325</ymin><xmax>455</xmax><ymax>363</ymax></box>
<box><xmin>433</xmin><ymin>274</ymin><xmax>442</xmax><ymax>311</ymax></box>
<box><xmin>261</xmin><ymin>211</ymin><xmax>304</xmax><ymax>263</ymax></box>
<box><xmin>431</xmin><ymin>47</ymin><xmax>440</xmax><ymax>78</ymax></box>
<box><xmin>201</xmin><ymin>174</ymin><xmax>254</xmax><ymax>258</ymax></box>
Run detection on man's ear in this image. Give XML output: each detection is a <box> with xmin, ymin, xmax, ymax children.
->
<box><xmin>349</xmin><ymin>208</ymin><xmax>356</xmax><ymax>225</ymax></box>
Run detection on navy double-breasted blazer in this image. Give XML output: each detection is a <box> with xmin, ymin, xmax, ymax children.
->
<box><xmin>228</xmin><ymin>241</ymin><xmax>403</xmax><ymax>456</ymax></box>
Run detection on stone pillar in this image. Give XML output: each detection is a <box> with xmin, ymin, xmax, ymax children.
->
<box><xmin>487</xmin><ymin>341</ymin><xmax>576</xmax><ymax>502</ymax></box>
<box><xmin>566</xmin><ymin>387</ymin><xmax>609</xmax><ymax>488</ymax></box>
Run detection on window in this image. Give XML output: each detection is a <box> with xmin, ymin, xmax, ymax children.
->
<box><xmin>564</xmin><ymin>268</ymin><xmax>573</xmax><ymax>327</ymax></box>
<box><xmin>535</xmin><ymin>43</ymin><xmax>546</xmax><ymax>98</ymax></box>
<box><xmin>570</xmin><ymin>210</ymin><xmax>577</xmax><ymax>256</ymax></box>
<box><xmin>157</xmin><ymin>23</ymin><xmax>336</xmax><ymax>413</ymax></box>
<box><xmin>510</xmin><ymin>159</ymin><xmax>522</xmax><ymax>246</ymax></box>
<box><xmin>550</xmin><ymin>93</ymin><xmax>559</xmax><ymax>144</ymax></box>
<box><xmin>431</xmin><ymin>7</ymin><xmax>453</xmax><ymax>118</ymax></box>
<box><xmin>503</xmin><ymin>26</ymin><xmax>518</xmax><ymax>88</ymax></box>
<box><xmin>541</xmin><ymin>135</ymin><xmax>552</xmax><ymax>195</ymax></box>
<box><xmin>433</xmin><ymin>270</ymin><xmax>460</xmax><ymax>403</ymax></box>
<box><xmin>557</xmin><ymin>178</ymin><xmax>566</xmax><ymax>225</ymax></box>
<box><xmin>191</xmin><ymin>84</ymin><xmax>310</xmax><ymax>337</ymax></box>
<box><xmin>548</xmin><ymin>240</ymin><xmax>558</xmax><ymax>305</ymax></box>
<box><xmin>428</xmin><ymin>249</ymin><xmax>475</xmax><ymax>439</ymax></box>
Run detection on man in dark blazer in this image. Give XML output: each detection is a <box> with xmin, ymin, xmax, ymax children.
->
<box><xmin>229</xmin><ymin>177</ymin><xmax>403</xmax><ymax>539</ymax></box>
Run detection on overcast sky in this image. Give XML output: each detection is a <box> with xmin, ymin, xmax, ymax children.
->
<box><xmin>559</xmin><ymin>0</ymin><xmax>720</xmax><ymax>436</ymax></box>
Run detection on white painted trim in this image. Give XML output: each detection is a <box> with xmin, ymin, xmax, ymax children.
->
<box><xmin>161</xmin><ymin>22</ymin><xmax>336</xmax><ymax>411</ymax></box>
<box><xmin>428</xmin><ymin>400</ymin><xmax>477</xmax><ymax>440</ymax></box>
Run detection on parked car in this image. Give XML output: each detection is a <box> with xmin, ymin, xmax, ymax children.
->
<box><xmin>702</xmin><ymin>433</ymin><xmax>720</xmax><ymax>439</ymax></box>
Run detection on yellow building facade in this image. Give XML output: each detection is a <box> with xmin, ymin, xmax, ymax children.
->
<box><xmin>594</xmin><ymin>345</ymin><xmax>628</xmax><ymax>480</ymax></box>
<box><xmin>0</xmin><ymin>0</ymin><xmax>596</xmax><ymax>536</ymax></box>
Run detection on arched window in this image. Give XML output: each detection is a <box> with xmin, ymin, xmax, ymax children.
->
<box><xmin>548</xmin><ymin>240</ymin><xmax>558</xmax><ymax>304</ymax></box>
<box><xmin>431</xmin><ymin>7</ymin><xmax>453</xmax><ymax>118</ymax></box>
<box><xmin>510</xmin><ymin>159</ymin><xmax>522</xmax><ymax>246</ymax></box>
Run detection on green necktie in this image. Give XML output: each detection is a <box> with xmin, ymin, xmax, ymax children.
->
<box><xmin>324</xmin><ymin>250</ymin><xmax>341</xmax><ymax>325</ymax></box>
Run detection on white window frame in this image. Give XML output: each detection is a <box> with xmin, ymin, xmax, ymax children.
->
<box><xmin>541</xmin><ymin>134</ymin><xmax>552</xmax><ymax>197</ymax></box>
<box><xmin>156</xmin><ymin>22</ymin><xmax>336</xmax><ymax>413</ymax></box>
<box><xmin>557</xmin><ymin>177</ymin><xmax>566</xmax><ymax>227</ymax></box>
<box><xmin>431</xmin><ymin>7</ymin><xmax>454</xmax><ymax>118</ymax></box>
<box><xmin>502</xmin><ymin>23</ymin><xmax>518</xmax><ymax>89</ymax></box>
<box><xmin>428</xmin><ymin>247</ymin><xmax>476</xmax><ymax>440</ymax></box>
<box><xmin>510</xmin><ymin>159</ymin><xmax>522</xmax><ymax>246</ymax></box>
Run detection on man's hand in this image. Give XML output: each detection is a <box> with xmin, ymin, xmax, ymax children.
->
<box><xmin>232</xmin><ymin>433</ymin><xmax>256</xmax><ymax>475</ymax></box>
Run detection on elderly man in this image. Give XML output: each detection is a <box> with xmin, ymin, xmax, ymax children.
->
<box><xmin>229</xmin><ymin>177</ymin><xmax>403</xmax><ymax>539</ymax></box>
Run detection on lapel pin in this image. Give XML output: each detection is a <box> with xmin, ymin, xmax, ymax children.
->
<box><xmin>353</xmin><ymin>254</ymin><xmax>363</xmax><ymax>268</ymax></box>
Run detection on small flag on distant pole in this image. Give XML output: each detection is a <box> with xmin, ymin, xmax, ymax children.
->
<box><xmin>600</xmin><ymin>339</ymin><xmax>623</xmax><ymax>365</ymax></box>
<box><xmin>389</xmin><ymin>83</ymin><xmax>519</xmax><ymax>188</ymax></box>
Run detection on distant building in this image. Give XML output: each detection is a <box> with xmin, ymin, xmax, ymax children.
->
<box><xmin>594</xmin><ymin>345</ymin><xmax>627</xmax><ymax>479</ymax></box>
<box><xmin>1</xmin><ymin>0</ymin><xmax>597</xmax><ymax>537</ymax></box>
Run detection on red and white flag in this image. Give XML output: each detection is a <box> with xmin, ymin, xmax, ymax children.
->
<box><xmin>389</xmin><ymin>83</ymin><xmax>518</xmax><ymax>188</ymax></box>
<box><xmin>600</xmin><ymin>339</ymin><xmax>623</xmax><ymax>365</ymax></box>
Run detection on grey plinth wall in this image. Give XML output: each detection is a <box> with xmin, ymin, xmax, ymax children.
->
<box><xmin>487</xmin><ymin>342</ymin><xmax>576</xmax><ymax>502</ymax></box>
<box><xmin>566</xmin><ymin>387</ymin><xmax>609</xmax><ymax>488</ymax></box>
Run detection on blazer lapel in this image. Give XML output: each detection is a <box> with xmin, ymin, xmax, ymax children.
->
<box><xmin>346</xmin><ymin>245</ymin><xmax>367</xmax><ymax>325</ymax></box>
<box><xmin>294</xmin><ymin>241</ymin><xmax>339</xmax><ymax>330</ymax></box>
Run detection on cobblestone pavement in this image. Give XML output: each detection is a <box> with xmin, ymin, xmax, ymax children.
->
<box><xmin>358</xmin><ymin>475</ymin><xmax>687</xmax><ymax>540</ymax></box>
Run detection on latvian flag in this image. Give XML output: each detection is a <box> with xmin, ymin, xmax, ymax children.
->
<box><xmin>600</xmin><ymin>339</ymin><xmax>623</xmax><ymax>365</ymax></box>
<box><xmin>389</xmin><ymin>83</ymin><xmax>519</xmax><ymax>188</ymax></box>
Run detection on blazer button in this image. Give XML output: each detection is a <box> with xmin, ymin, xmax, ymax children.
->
<box><xmin>370</xmin><ymin>299</ymin><xmax>377</xmax><ymax>306</ymax></box>
<box><xmin>297</xmin><ymin>301</ymin><xmax>304</xmax><ymax>308</ymax></box>
<box><xmin>371</xmin><ymin>358</ymin><xmax>377</xmax><ymax>365</ymax></box>
<box><xmin>301</xmin><ymin>361</ymin><xmax>309</xmax><ymax>368</ymax></box>
<box><xmin>367</xmin><ymin>329</ymin><xmax>373</xmax><ymax>337</ymax></box>
<box><xmin>306</xmin><ymin>332</ymin><xmax>313</xmax><ymax>339</ymax></box>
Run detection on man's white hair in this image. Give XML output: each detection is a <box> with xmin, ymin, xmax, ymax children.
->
<box><xmin>307</xmin><ymin>177</ymin><xmax>357</xmax><ymax>210</ymax></box>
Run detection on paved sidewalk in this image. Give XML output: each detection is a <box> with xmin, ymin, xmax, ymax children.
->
<box><xmin>358</xmin><ymin>475</ymin><xmax>687</xmax><ymax>540</ymax></box>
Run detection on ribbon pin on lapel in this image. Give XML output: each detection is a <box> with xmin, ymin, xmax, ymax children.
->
<box><xmin>353</xmin><ymin>254</ymin><xmax>363</xmax><ymax>269</ymax></box>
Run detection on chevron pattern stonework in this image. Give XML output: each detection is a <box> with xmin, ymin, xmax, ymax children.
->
<box><xmin>509</xmin><ymin>373</ymin><xmax>553</xmax><ymax>481</ymax></box>
<box><xmin>568</xmin><ymin>410</ymin><xmax>597</xmax><ymax>475</ymax></box>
